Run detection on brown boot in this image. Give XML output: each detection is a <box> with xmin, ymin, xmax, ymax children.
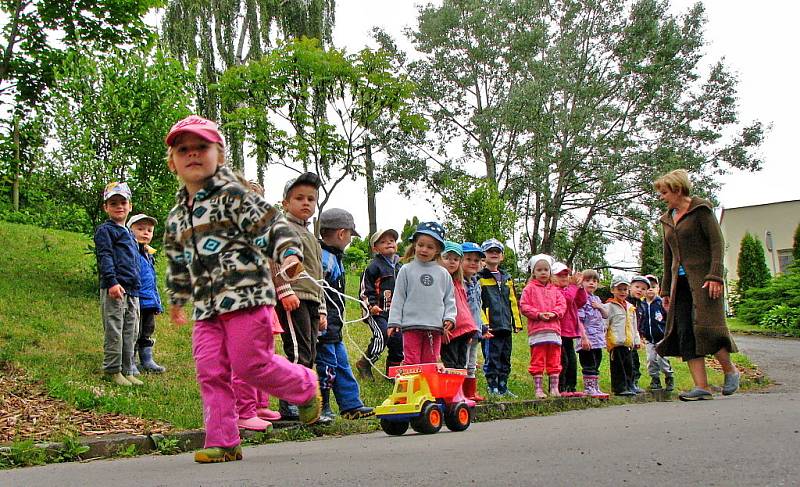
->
<box><xmin>355</xmin><ymin>356</ymin><xmax>373</xmax><ymax>380</ymax></box>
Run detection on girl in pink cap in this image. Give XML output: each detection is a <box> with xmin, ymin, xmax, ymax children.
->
<box><xmin>163</xmin><ymin>115</ymin><xmax>321</xmax><ymax>463</ymax></box>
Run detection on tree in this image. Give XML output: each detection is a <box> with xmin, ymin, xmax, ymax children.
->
<box><xmin>0</xmin><ymin>0</ymin><xmax>160</xmax><ymax>212</ymax></box>
<box><xmin>640</xmin><ymin>224</ymin><xmax>663</xmax><ymax>277</ymax></box>
<box><xmin>377</xmin><ymin>0</ymin><xmax>764</xmax><ymax>265</ymax></box>
<box><xmin>793</xmin><ymin>223</ymin><xmax>800</xmax><ymax>266</ymax></box>
<box><xmin>161</xmin><ymin>0</ymin><xmax>336</xmax><ymax>169</ymax></box>
<box><xmin>439</xmin><ymin>176</ymin><xmax>515</xmax><ymax>245</ymax></box>
<box><xmin>736</xmin><ymin>232</ymin><xmax>771</xmax><ymax>295</ymax></box>
<box><xmin>217</xmin><ymin>38</ymin><xmax>424</xmax><ymax>215</ymax></box>
<box><xmin>47</xmin><ymin>48</ymin><xmax>194</xmax><ymax>230</ymax></box>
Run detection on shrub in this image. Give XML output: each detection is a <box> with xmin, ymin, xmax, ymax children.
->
<box><xmin>759</xmin><ymin>304</ymin><xmax>800</xmax><ymax>331</ymax></box>
<box><xmin>737</xmin><ymin>270</ymin><xmax>800</xmax><ymax>326</ymax></box>
<box><xmin>736</xmin><ymin>232</ymin><xmax>770</xmax><ymax>295</ymax></box>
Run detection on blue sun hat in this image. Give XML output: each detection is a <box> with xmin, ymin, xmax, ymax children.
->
<box><xmin>413</xmin><ymin>221</ymin><xmax>446</xmax><ymax>248</ymax></box>
<box><xmin>461</xmin><ymin>241</ymin><xmax>485</xmax><ymax>257</ymax></box>
<box><xmin>443</xmin><ymin>240</ymin><xmax>463</xmax><ymax>256</ymax></box>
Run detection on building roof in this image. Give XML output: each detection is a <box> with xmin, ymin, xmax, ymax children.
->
<box><xmin>720</xmin><ymin>199</ymin><xmax>800</xmax><ymax>225</ymax></box>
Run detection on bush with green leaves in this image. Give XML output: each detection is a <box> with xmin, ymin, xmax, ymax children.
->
<box><xmin>737</xmin><ymin>270</ymin><xmax>800</xmax><ymax>327</ymax></box>
<box><xmin>343</xmin><ymin>236</ymin><xmax>371</xmax><ymax>274</ymax></box>
<box><xmin>759</xmin><ymin>304</ymin><xmax>800</xmax><ymax>331</ymax></box>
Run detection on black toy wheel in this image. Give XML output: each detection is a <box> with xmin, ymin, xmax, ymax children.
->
<box><xmin>410</xmin><ymin>402</ymin><xmax>443</xmax><ymax>434</ymax></box>
<box><xmin>380</xmin><ymin>418</ymin><xmax>410</xmax><ymax>436</ymax></box>
<box><xmin>444</xmin><ymin>402</ymin><xmax>472</xmax><ymax>432</ymax></box>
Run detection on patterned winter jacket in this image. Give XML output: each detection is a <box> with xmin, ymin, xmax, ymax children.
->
<box><xmin>164</xmin><ymin>166</ymin><xmax>302</xmax><ymax>321</ymax></box>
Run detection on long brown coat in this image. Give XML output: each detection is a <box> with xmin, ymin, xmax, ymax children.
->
<box><xmin>656</xmin><ymin>197</ymin><xmax>737</xmax><ymax>357</ymax></box>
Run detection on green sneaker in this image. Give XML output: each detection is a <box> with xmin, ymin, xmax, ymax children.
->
<box><xmin>194</xmin><ymin>445</ymin><xmax>243</xmax><ymax>463</ymax></box>
<box><xmin>298</xmin><ymin>389</ymin><xmax>322</xmax><ymax>425</ymax></box>
<box><xmin>104</xmin><ymin>372</ymin><xmax>132</xmax><ymax>386</ymax></box>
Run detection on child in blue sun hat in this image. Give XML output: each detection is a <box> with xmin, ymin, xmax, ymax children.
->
<box><xmin>387</xmin><ymin>222</ymin><xmax>456</xmax><ymax>365</ymax></box>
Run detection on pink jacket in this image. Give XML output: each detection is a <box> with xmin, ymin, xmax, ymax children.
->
<box><xmin>449</xmin><ymin>279</ymin><xmax>478</xmax><ymax>341</ymax></box>
<box><xmin>519</xmin><ymin>279</ymin><xmax>566</xmax><ymax>336</ymax></box>
<box><xmin>558</xmin><ymin>284</ymin><xmax>587</xmax><ymax>338</ymax></box>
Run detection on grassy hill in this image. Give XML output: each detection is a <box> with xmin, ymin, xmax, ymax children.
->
<box><xmin>0</xmin><ymin>221</ymin><xmax>759</xmax><ymax>440</ymax></box>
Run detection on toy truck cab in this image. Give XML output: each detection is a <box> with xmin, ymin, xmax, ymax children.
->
<box><xmin>375</xmin><ymin>363</ymin><xmax>475</xmax><ymax>435</ymax></box>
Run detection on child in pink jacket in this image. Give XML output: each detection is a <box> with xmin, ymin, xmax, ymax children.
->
<box><xmin>519</xmin><ymin>255</ymin><xmax>567</xmax><ymax>398</ymax></box>
<box><xmin>552</xmin><ymin>262</ymin><xmax>589</xmax><ymax>397</ymax></box>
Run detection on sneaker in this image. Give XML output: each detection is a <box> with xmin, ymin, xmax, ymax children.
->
<box><xmin>298</xmin><ymin>390</ymin><xmax>322</xmax><ymax>425</ymax></box>
<box><xmin>256</xmin><ymin>407</ymin><xmax>282</xmax><ymax>422</ymax></box>
<box><xmin>340</xmin><ymin>406</ymin><xmax>375</xmax><ymax>419</ymax></box>
<box><xmin>279</xmin><ymin>400</ymin><xmax>300</xmax><ymax>421</ymax></box>
<box><xmin>124</xmin><ymin>375</ymin><xmax>144</xmax><ymax>386</ymax></box>
<box><xmin>317</xmin><ymin>410</ymin><xmax>335</xmax><ymax>425</ymax></box>
<box><xmin>649</xmin><ymin>377</ymin><xmax>663</xmax><ymax>390</ymax></box>
<box><xmin>237</xmin><ymin>416</ymin><xmax>272</xmax><ymax>432</ymax></box>
<box><xmin>722</xmin><ymin>371</ymin><xmax>740</xmax><ymax>396</ymax></box>
<box><xmin>194</xmin><ymin>445</ymin><xmax>242</xmax><ymax>463</ymax></box>
<box><xmin>104</xmin><ymin>372</ymin><xmax>132</xmax><ymax>386</ymax></box>
<box><xmin>631</xmin><ymin>384</ymin><xmax>645</xmax><ymax>394</ymax></box>
<box><xmin>615</xmin><ymin>390</ymin><xmax>636</xmax><ymax>397</ymax></box>
<box><xmin>678</xmin><ymin>388</ymin><xmax>713</xmax><ymax>401</ymax></box>
<box><xmin>501</xmin><ymin>389</ymin><xmax>518</xmax><ymax>399</ymax></box>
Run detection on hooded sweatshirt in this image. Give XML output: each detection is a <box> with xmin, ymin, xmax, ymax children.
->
<box><xmin>388</xmin><ymin>259</ymin><xmax>456</xmax><ymax>332</ymax></box>
<box><xmin>519</xmin><ymin>279</ymin><xmax>567</xmax><ymax>337</ymax></box>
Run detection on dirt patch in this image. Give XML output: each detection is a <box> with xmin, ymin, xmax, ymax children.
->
<box><xmin>1</xmin><ymin>364</ymin><xmax>170</xmax><ymax>444</ymax></box>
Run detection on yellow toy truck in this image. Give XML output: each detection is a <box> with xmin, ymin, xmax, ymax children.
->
<box><xmin>375</xmin><ymin>363</ymin><xmax>476</xmax><ymax>435</ymax></box>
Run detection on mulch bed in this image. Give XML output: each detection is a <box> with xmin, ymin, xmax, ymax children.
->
<box><xmin>706</xmin><ymin>357</ymin><xmax>765</xmax><ymax>383</ymax></box>
<box><xmin>1</xmin><ymin>364</ymin><xmax>171</xmax><ymax>444</ymax></box>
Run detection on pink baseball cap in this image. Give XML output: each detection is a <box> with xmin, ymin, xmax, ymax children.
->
<box><xmin>165</xmin><ymin>115</ymin><xmax>225</xmax><ymax>147</ymax></box>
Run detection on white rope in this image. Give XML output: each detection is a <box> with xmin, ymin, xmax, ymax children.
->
<box><xmin>278</xmin><ymin>263</ymin><xmax>391</xmax><ymax>379</ymax></box>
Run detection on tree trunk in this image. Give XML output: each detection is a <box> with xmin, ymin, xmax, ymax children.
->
<box><xmin>365</xmin><ymin>139</ymin><xmax>377</xmax><ymax>236</ymax></box>
<box><xmin>12</xmin><ymin>116</ymin><xmax>20</xmax><ymax>211</ymax></box>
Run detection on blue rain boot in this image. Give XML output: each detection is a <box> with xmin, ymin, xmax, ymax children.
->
<box><xmin>139</xmin><ymin>346</ymin><xmax>166</xmax><ymax>374</ymax></box>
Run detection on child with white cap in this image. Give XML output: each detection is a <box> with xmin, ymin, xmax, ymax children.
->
<box><xmin>95</xmin><ymin>182</ymin><xmax>141</xmax><ymax>386</ymax></box>
<box><xmin>126</xmin><ymin>213</ymin><xmax>165</xmax><ymax>374</ymax></box>
<box><xmin>519</xmin><ymin>254</ymin><xmax>566</xmax><ymax>398</ymax></box>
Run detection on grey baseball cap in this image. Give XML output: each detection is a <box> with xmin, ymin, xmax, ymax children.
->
<box><xmin>612</xmin><ymin>275</ymin><xmax>631</xmax><ymax>288</ymax></box>
<box><xmin>319</xmin><ymin>208</ymin><xmax>360</xmax><ymax>237</ymax></box>
<box><xmin>283</xmin><ymin>172</ymin><xmax>321</xmax><ymax>199</ymax></box>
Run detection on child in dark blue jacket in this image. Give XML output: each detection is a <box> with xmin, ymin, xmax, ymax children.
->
<box><xmin>641</xmin><ymin>275</ymin><xmax>673</xmax><ymax>390</ymax></box>
<box><xmin>317</xmin><ymin>209</ymin><xmax>374</xmax><ymax>423</ymax></box>
<box><xmin>357</xmin><ymin>228</ymin><xmax>403</xmax><ymax>378</ymax></box>
<box><xmin>94</xmin><ymin>182</ymin><xmax>141</xmax><ymax>386</ymax></box>
<box><xmin>127</xmin><ymin>214</ymin><xmax>165</xmax><ymax>374</ymax></box>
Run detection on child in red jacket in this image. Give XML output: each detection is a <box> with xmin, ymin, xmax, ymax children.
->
<box><xmin>552</xmin><ymin>262</ymin><xmax>590</xmax><ymax>397</ymax></box>
<box><xmin>519</xmin><ymin>255</ymin><xmax>567</xmax><ymax>399</ymax></box>
<box><xmin>439</xmin><ymin>241</ymin><xmax>478</xmax><ymax>369</ymax></box>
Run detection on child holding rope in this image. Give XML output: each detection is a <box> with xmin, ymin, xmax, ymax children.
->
<box><xmin>163</xmin><ymin>115</ymin><xmax>321</xmax><ymax>463</ymax></box>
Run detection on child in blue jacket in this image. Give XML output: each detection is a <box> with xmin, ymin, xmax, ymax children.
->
<box><xmin>127</xmin><ymin>214</ymin><xmax>165</xmax><ymax>374</ymax></box>
<box><xmin>641</xmin><ymin>275</ymin><xmax>673</xmax><ymax>391</ymax></box>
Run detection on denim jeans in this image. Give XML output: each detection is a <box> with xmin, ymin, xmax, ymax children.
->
<box><xmin>316</xmin><ymin>341</ymin><xmax>364</xmax><ymax>412</ymax></box>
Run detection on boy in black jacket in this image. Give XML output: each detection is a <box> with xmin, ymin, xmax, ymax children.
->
<box><xmin>94</xmin><ymin>182</ymin><xmax>142</xmax><ymax>387</ymax></box>
<box><xmin>641</xmin><ymin>275</ymin><xmax>674</xmax><ymax>390</ymax></box>
<box><xmin>317</xmin><ymin>209</ymin><xmax>374</xmax><ymax>423</ymax></box>
<box><xmin>478</xmin><ymin>239</ymin><xmax>522</xmax><ymax>396</ymax></box>
<box><xmin>357</xmin><ymin>228</ymin><xmax>403</xmax><ymax>378</ymax></box>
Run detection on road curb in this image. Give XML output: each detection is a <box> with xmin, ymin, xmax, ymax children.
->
<box><xmin>0</xmin><ymin>390</ymin><xmax>671</xmax><ymax>463</ymax></box>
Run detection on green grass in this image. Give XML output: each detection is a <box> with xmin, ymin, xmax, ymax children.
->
<box><xmin>727</xmin><ymin>316</ymin><xmax>800</xmax><ymax>337</ymax></box>
<box><xmin>0</xmin><ymin>221</ymin><xmax>765</xmax><ymax>443</ymax></box>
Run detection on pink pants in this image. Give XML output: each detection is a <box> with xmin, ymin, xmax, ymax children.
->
<box><xmin>233</xmin><ymin>307</ymin><xmax>281</xmax><ymax>419</ymax></box>
<box><xmin>193</xmin><ymin>305</ymin><xmax>316</xmax><ymax>448</ymax></box>
<box><xmin>402</xmin><ymin>329</ymin><xmax>442</xmax><ymax>365</ymax></box>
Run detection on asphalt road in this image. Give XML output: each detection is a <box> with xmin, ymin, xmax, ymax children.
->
<box><xmin>2</xmin><ymin>334</ymin><xmax>798</xmax><ymax>487</ymax></box>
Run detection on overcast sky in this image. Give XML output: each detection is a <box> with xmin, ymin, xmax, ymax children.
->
<box><xmin>320</xmin><ymin>0</ymin><xmax>800</xmax><ymax>266</ymax></box>
<box><xmin>150</xmin><ymin>1</ymin><xmax>799</xmax><ymax>264</ymax></box>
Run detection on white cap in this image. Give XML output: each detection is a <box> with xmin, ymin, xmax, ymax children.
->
<box><xmin>551</xmin><ymin>262</ymin><xmax>570</xmax><ymax>276</ymax></box>
<box><xmin>528</xmin><ymin>254</ymin><xmax>553</xmax><ymax>270</ymax></box>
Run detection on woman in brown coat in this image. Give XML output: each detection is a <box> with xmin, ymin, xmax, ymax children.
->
<box><xmin>654</xmin><ymin>169</ymin><xmax>739</xmax><ymax>401</ymax></box>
